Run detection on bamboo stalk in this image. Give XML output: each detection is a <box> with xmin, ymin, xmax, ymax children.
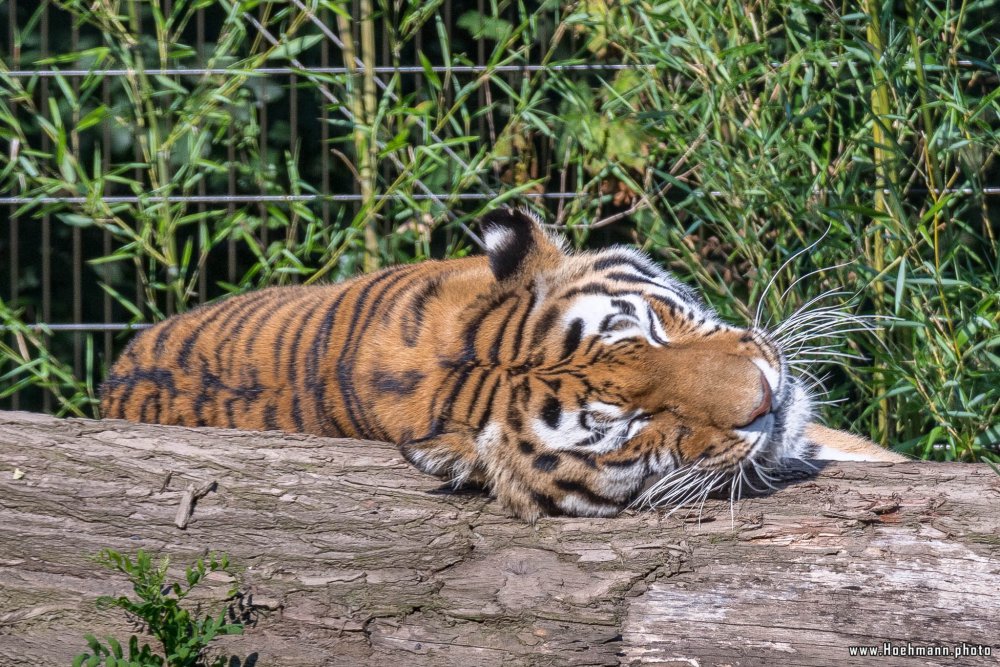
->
<box><xmin>337</xmin><ymin>4</ymin><xmax>380</xmax><ymax>273</ymax></box>
<box><xmin>863</xmin><ymin>0</ymin><xmax>894</xmax><ymax>445</ymax></box>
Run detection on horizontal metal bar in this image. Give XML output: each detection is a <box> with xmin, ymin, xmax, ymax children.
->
<box><xmin>2</xmin><ymin>188</ymin><xmax>998</xmax><ymax>206</ymax></box>
<box><xmin>0</xmin><ymin>192</ymin><xmax>578</xmax><ymax>204</ymax></box>
<box><xmin>2</xmin><ymin>60</ymin><xmax>991</xmax><ymax>78</ymax></box>
<box><xmin>2</xmin><ymin>64</ymin><xmax>654</xmax><ymax>78</ymax></box>
<box><xmin>1</xmin><ymin>323</ymin><xmax>153</xmax><ymax>332</ymax></box>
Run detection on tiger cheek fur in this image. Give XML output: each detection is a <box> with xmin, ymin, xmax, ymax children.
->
<box><xmin>102</xmin><ymin>207</ymin><xmax>816</xmax><ymax>521</ymax></box>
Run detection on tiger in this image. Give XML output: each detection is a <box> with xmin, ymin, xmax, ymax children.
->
<box><xmin>101</xmin><ymin>208</ymin><xmax>906</xmax><ymax>520</ymax></box>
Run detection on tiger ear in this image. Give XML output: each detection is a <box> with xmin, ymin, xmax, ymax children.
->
<box><xmin>480</xmin><ymin>207</ymin><xmax>565</xmax><ymax>283</ymax></box>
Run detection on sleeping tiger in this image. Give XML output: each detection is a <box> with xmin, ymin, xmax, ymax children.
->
<box><xmin>101</xmin><ymin>208</ymin><xmax>905</xmax><ymax>520</ymax></box>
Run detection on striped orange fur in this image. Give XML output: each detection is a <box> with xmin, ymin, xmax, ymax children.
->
<box><xmin>102</xmin><ymin>209</ymin><xmax>904</xmax><ymax>520</ymax></box>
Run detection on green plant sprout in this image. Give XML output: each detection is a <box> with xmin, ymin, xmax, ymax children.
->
<box><xmin>73</xmin><ymin>549</ymin><xmax>244</xmax><ymax>667</ymax></box>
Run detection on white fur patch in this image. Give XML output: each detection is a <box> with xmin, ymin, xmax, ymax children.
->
<box><xmin>476</xmin><ymin>421</ymin><xmax>503</xmax><ymax>457</ymax></box>
<box><xmin>558</xmin><ymin>494</ymin><xmax>619</xmax><ymax>517</ymax></box>
<box><xmin>530</xmin><ymin>402</ymin><xmax>639</xmax><ymax>455</ymax></box>
<box><xmin>562</xmin><ymin>294</ymin><xmax>668</xmax><ymax>347</ymax></box>
<box><xmin>483</xmin><ymin>226</ymin><xmax>514</xmax><ymax>253</ymax></box>
<box><xmin>752</xmin><ymin>357</ymin><xmax>781</xmax><ymax>403</ymax></box>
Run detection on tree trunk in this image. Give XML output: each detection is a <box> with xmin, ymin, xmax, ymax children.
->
<box><xmin>1</xmin><ymin>411</ymin><xmax>997</xmax><ymax>666</ymax></box>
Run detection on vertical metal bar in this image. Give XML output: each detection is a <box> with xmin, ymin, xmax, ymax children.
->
<box><xmin>381</xmin><ymin>6</ymin><xmax>390</xmax><ymax>198</ymax></box>
<box><xmin>227</xmin><ymin>124</ymin><xmax>236</xmax><ymax>284</ymax></box>
<box><xmin>320</xmin><ymin>7</ymin><xmax>330</xmax><ymax>229</ymax></box>
<box><xmin>352</xmin><ymin>0</ymin><xmax>361</xmax><ymax>230</ymax></box>
<box><xmin>40</xmin><ymin>1</ymin><xmax>52</xmax><ymax>412</ymax></box>
<box><xmin>413</xmin><ymin>8</ymin><xmax>422</xmax><ymax>94</ymax></box>
<box><xmin>290</xmin><ymin>39</ymin><xmax>299</xmax><ymax>283</ymax></box>
<box><xmin>134</xmin><ymin>7</ymin><xmax>145</xmax><ymax>322</ymax></box>
<box><xmin>102</xmin><ymin>78</ymin><xmax>112</xmax><ymax>368</ymax></box>
<box><xmin>537</xmin><ymin>8</ymin><xmax>549</xmax><ymax>196</ymax></box>
<box><xmin>258</xmin><ymin>4</ymin><xmax>269</xmax><ymax>252</ymax></box>
<box><xmin>7</xmin><ymin>0</ymin><xmax>20</xmax><ymax>410</ymax></box>
<box><xmin>72</xmin><ymin>15</ymin><xmax>83</xmax><ymax>378</ymax></box>
<box><xmin>477</xmin><ymin>0</ymin><xmax>485</xmax><ymax>143</ymax></box>
<box><xmin>197</xmin><ymin>6</ymin><xmax>207</xmax><ymax>302</ymax></box>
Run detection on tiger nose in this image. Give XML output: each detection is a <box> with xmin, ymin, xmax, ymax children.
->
<box><xmin>740</xmin><ymin>370</ymin><xmax>773</xmax><ymax>426</ymax></box>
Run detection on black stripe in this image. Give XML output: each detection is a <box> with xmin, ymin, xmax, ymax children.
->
<box><xmin>461</xmin><ymin>290</ymin><xmax>517</xmax><ymax>363</ymax></box>
<box><xmin>555</xmin><ymin>478</ymin><xmax>619</xmax><ymax>507</ymax></box>
<box><xmin>178</xmin><ymin>294</ymin><xmax>250</xmax><ymax>371</ymax></box>
<box><xmin>610</xmin><ymin>298</ymin><xmax>636</xmax><ymax>316</ymax></box>
<box><xmin>538</xmin><ymin>378</ymin><xmax>561</xmax><ymax>394</ymax></box>
<box><xmin>475</xmin><ymin>376</ymin><xmax>502</xmax><ymax>430</ymax></box>
<box><xmin>650</xmin><ymin>293</ymin><xmax>679</xmax><ymax>318</ymax></box>
<box><xmin>371</xmin><ymin>368</ymin><xmax>426</xmax><ymax>395</ymax></box>
<box><xmin>533</xmin><ymin>454</ymin><xmax>560</xmax><ymax>472</ymax></box>
<box><xmin>508</xmin><ymin>282</ymin><xmax>537</xmax><ymax>362</ymax></box>
<box><xmin>562</xmin><ymin>319</ymin><xmax>584</xmax><ymax>359</ymax></box>
<box><xmin>102</xmin><ymin>367</ymin><xmax>179</xmax><ymax>397</ymax></box>
<box><xmin>263</xmin><ymin>403</ymin><xmax>279</xmax><ymax>430</ymax></box>
<box><xmin>152</xmin><ymin>316</ymin><xmax>183</xmax><ymax>354</ymax></box>
<box><xmin>530</xmin><ymin>305</ymin><xmax>560</xmax><ymax>347</ymax></box>
<box><xmin>224</xmin><ymin>398</ymin><xmax>237</xmax><ymax>428</ymax></box>
<box><xmin>272</xmin><ymin>292</ymin><xmax>315</xmax><ymax>378</ymax></box>
<box><xmin>489</xmin><ymin>296</ymin><xmax>522</xmax><ymax>364</ymax></box>
<box><xmin>306</xmin><ymin>287</ymin><xmax>351</xmax><ymax>437</ymax></box>
<box><xmin>431</xmin><ymin>363</ymin><xmax>478</xmax><ymax>436</ymax></box>
<box><xmin>645</xmin><ymin>304</ymin><xmax>669</xmax><ymax>345</ymax></box>
<box><xmin>290</xmin><ymin>395</ymin><xmax>305</xmax><ymax>432</ymax></box>
<box><xmin>594</xmin><ymin>255</ymin><xmax>659</xmax><ymax>279</ymax></box>
<box><xmin>218</xmin><ymin>293</ymin><xmax>270</xmax><ymax>371</ymax></box>
<box><xmin>286</xmin><ymin>294</ymin><xmax>325</xmax><ymax>388</ymax></box>
<box><xmin>531</xmin><ymin>491</ymin><xmax>565</xmax><ymax>517</ymax></box>
<box><xmin>400</xmin><ymin>277</ymin><xmax>443</xmax><ymax>347</ymax></box>
<box><xmin>336</xmin><ymin>266</ymin><xmax>415</xmax><ymax>438</ymax></box>
<box><xmin>541</xmin><ymin>395</ymin><xmax>562</xmax><ymax>429</ymax></box>
<box><xmin>565</xmin><ymin>450</ymin><xmax>597</xmax><ymax>468</ymax></box>
<box><xmin>604</xmin><ymin>271</ymin><xmax>664</xmax><ymax>288</ymax></box>
<box><xmin>507</xmin><ymin>403</ymin><xmax>524</xmax><ymax>432</ymax></box>
<box><xmin>602</xmin><ymin>455</ymin><xmax>642</xmax><ymax>469</ymax></box>
<box><xmin>560</xmin><ymin>283</ymin><xmax>631</xmax><ymax>299</ymax></box>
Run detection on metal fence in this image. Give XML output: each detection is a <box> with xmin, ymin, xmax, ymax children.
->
<box><xmin>1</xmin><ymin>0</ymin><xmax>559</xmax><ymax>410</ymax></box>
<box><xmin>1</xmin><ymin>0</ymin><xmax>998</xmax><ymax>413</ymax></box>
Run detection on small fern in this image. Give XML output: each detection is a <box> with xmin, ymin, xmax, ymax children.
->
<box><xmin>73</xmin><ymin>549</ymin><xmax>244</xmax><ymax>667</ymax></box>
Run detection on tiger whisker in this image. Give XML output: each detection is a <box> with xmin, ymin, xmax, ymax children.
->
<box><xmin>776</xmin><ymin>313</ymin><xmax>879</xmax><ymax>344</ymax></box>
<box><xmin>645</xmin><ymin>468</ymin><xmax>715</xmax><ymax>511</ymax></box>
<box><xmin>753</xmin><ymin>229</ymin><xmax>833</xmax><ymax>329</ymax></box>
<box><xmin>773</xmin><ymin>302</ymin><xmax>875</xmax><ymax>333</ymax></box>
<box><xmin>769</xmin><ymin>290</ymin><xmax>855</xmax><ymax>336</ymax></box>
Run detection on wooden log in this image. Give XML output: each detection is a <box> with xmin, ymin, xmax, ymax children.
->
<box><xmin>0</xmin><ymin>410</ymin><xmax>997</xmax><ymax>666</ymax></box>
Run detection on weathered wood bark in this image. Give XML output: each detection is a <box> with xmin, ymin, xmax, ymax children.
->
<box><xmin>1</xmin><ymin>411</ymin><xmax>998</xmax><ymax>666</ymax></box>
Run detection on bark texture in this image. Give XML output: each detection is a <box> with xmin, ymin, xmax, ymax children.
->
<box><xmin>0</xmin><ymin>411</ymin><xmax>998</xmax><ymax>666</ymax></box>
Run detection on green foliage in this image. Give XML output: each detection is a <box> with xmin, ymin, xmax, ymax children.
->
<box><xmin>73</xmin><ymin>549</ymin><xmax>243</xmax><ymax>667</ymax></box>
<box><xmin>0</xmin><ymin>0</ymin><xmax>997</xmax><ymax>461</ymax></box>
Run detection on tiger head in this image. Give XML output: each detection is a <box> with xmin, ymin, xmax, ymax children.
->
<box><xmin>403</xmin><ymin>209</ymin><xmax>818</xmax><ymax>520</ymax></box>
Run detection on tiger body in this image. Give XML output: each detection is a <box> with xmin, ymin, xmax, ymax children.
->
<box><xmin>102</xmin><ymin>209</ymin><xmax>904</xmax><ymax>519</ymax></box>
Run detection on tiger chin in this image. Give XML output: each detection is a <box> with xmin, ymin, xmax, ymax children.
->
<box><xmin>101</xmin><ymin>208</ymin><xmax>907</xmax><ymax>521</ymax></box>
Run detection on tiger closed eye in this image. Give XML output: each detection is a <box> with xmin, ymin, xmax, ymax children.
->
<box><xmin>606</xmin><ymin>317</ymin><xmax>636</xmax><ymax>332</ymax></box>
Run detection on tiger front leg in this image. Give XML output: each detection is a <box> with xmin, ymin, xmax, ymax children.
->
<box><xmin>398</xmin><ymin>425</ymin><xmax>570</xmax><ymax>521</ymax></box>
<box><xmin>398</xmin><ymin>430</ymin><xmax>488</xmax><ymax>490</ymax></box>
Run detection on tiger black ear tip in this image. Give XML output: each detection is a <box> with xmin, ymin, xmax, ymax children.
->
<box><xmin>480</xmin><ymin>207</ymin><xmax>540</xmax><ymax>250</ymax></box>
<box><xmin>481</xmin><ymin>207</ymin><xmax>541</xmax><ymax>282</ymax></box>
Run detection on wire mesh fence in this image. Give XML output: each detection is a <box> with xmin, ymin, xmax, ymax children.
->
<box><xmin>0</xmin><ymin>0</ymin><xmax>998</xmax><ymax>461</ymax></box>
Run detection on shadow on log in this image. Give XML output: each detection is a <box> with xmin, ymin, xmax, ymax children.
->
<box><xmin>1</xmin><ymin>411</ymin><xmax>998</xmax><ymax>666</ymax></box>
